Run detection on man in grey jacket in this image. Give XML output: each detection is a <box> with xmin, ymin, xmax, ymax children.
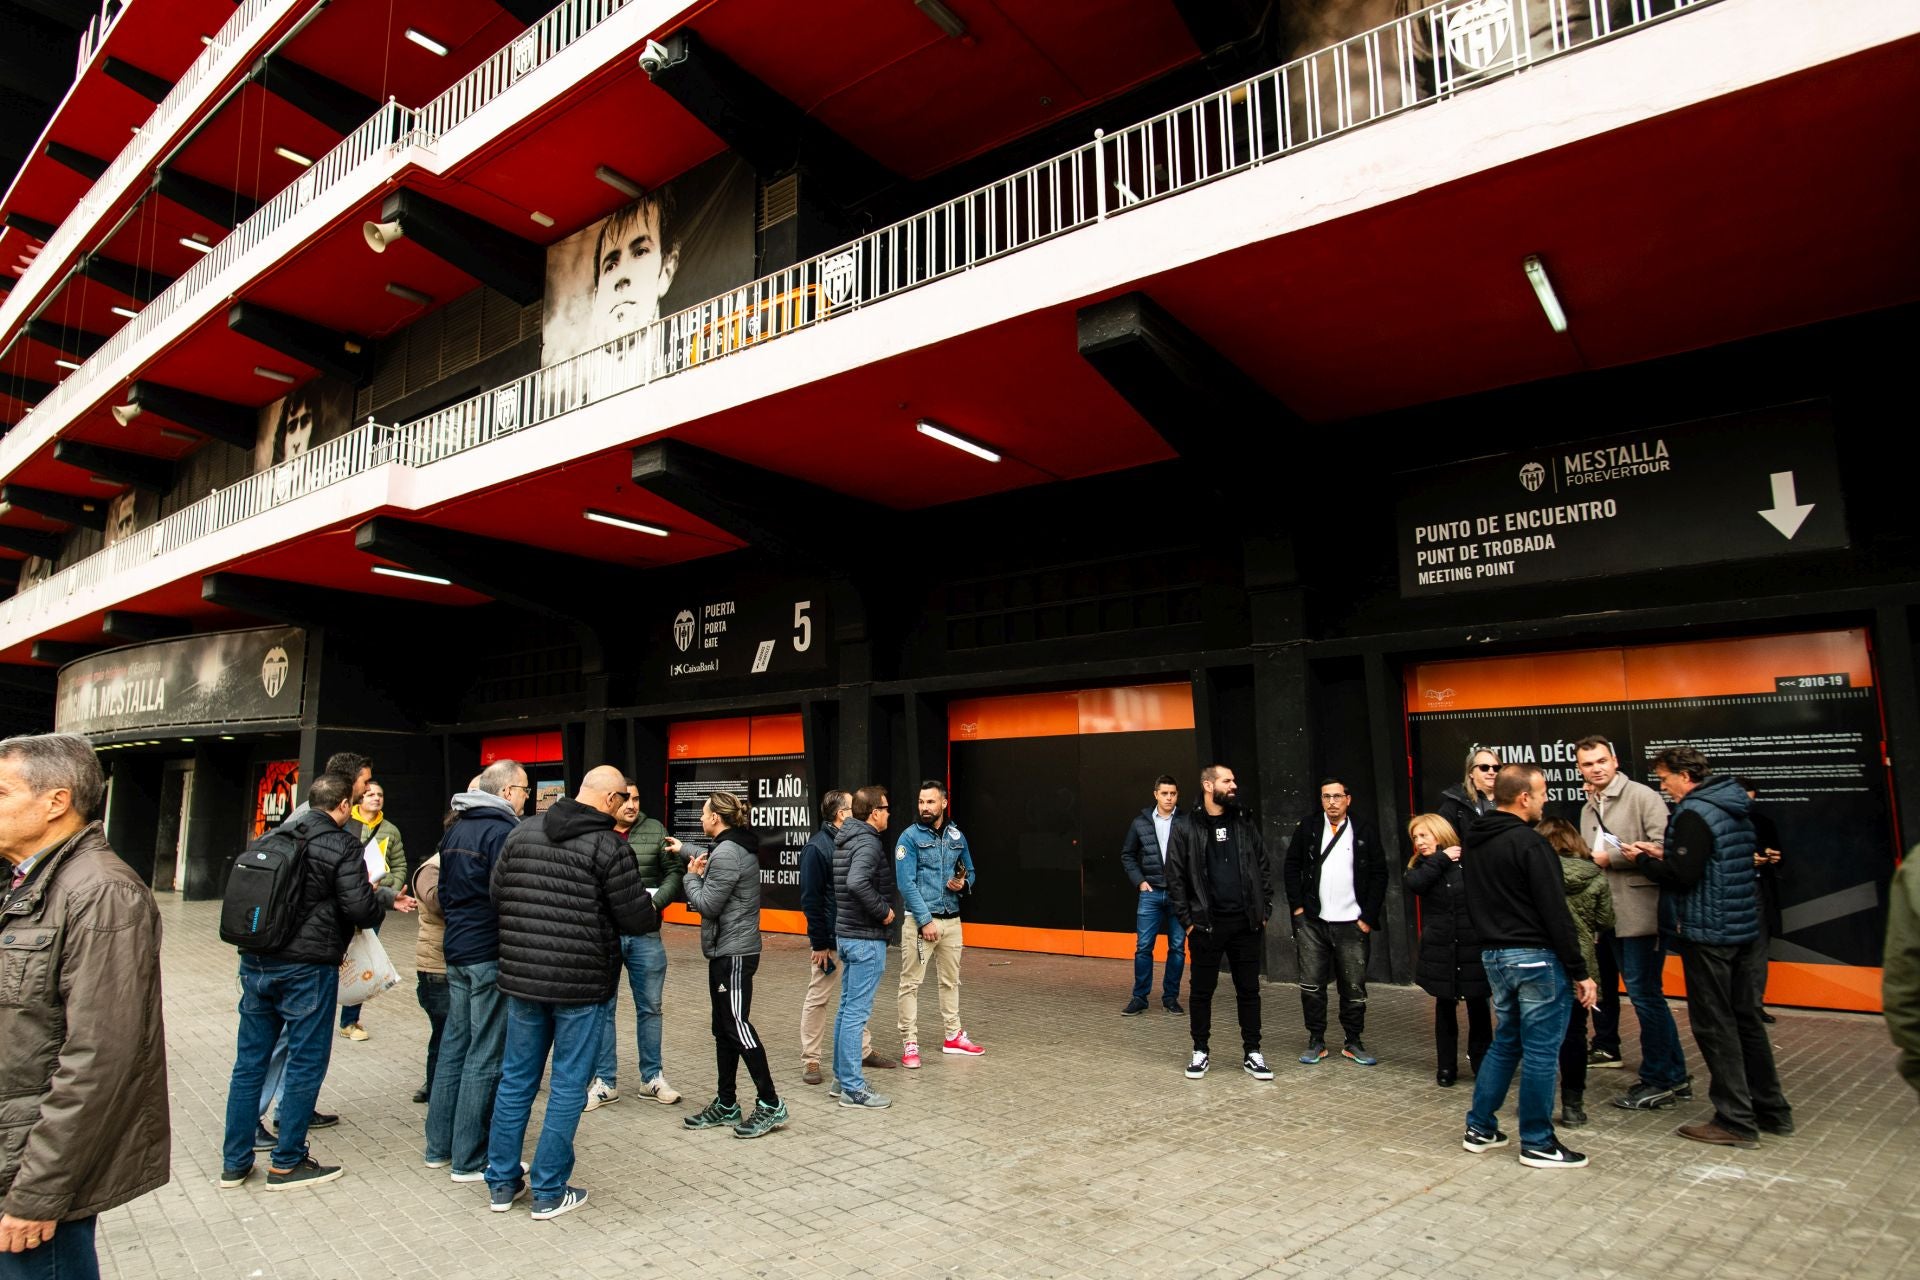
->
<box><xmin>671</xmin><ymin>790</ymin><xmax>786</xmax><ymax>1139</ymax></box>
<box><xmin>832</xmin><ymin>785</ymin><xmax>898</xmax><ymax>1109</ymax></box>
<box><xmin>1574</xmin><ymin>735</ymin><xmax>1690</xmax><ymax>1110</ymax></box>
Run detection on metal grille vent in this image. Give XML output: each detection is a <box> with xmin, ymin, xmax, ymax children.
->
<box><xmin>759</xmin><ymin>174</ymin><xmax>799</xmax><ymax>230</ymax></box>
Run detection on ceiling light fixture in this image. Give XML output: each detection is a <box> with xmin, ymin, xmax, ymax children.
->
<box><xmin>159</xmin><ymin>427</ymin><xmax>196</xmax><ymax>442</ymax></box>
<box><xmin>529</xmin><ymin>211</ymin><xmax>555</xmax><ymax>228</ymax></box>
<box><xmin>595</xmin><ymin>165</ymin><xmax>645</xmax><ymax>200</ymax></box>
<box><xmin>915</xmin><ymin>418</ymin><xmax>1001</xmax><ymax>463</ymax></box>
<box><xmin>385</xmin><ymin>282</ymin><xmax>433</xmax><ymax>306</ymax></box>
<box><xmin>253</xmin><ymin>366</ymin><xmax>296</xmax><ymax>384</ymax></box>
<box><xmin>584</xmin><ymin>509</ymin><xmax>669</xmax><ymax>536</ymax></box>
<box><xmin>110</xmin><ymin>304</ymin><xmax>140</xmax><ymax>319</ymax></box>
<box><xmin>54</xmin><ymin>358</ymin><xmax>82</xmax><ymax>371</ymax></box>
<box><xmin>914</xmin><ymin>0</ymin><xmax>970</xmax><ymax>39</ymax></box>
<box><xmin>273</xmin><ymin>146</ymin><xmax>314</xmax><ymax>168</ymax></box>
<box><xmin>372</xmin><ymin>565</ymin><xmax>452</xmax><ymax>585</ymax></box>
<box><xmin>1522</xmin><ymin>254</ymin><xmax>1568</xmax><ymax>334</ymax></box>
<box><xmin>178</xmin><ymin>235</ymin><xmax>214</xmax><ymax>254</ymax></box>
<box><xmin>111</xmin><ymin>403</ymin><xmax>142</xmax><ymax>425</ymax></box>
<box><xmin>404</xmin><ymin>28</ymin><xmax>450</xmax><ymax>56</ymax></box>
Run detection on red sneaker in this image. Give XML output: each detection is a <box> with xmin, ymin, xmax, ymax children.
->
<box><xmin>901</xmin><ymin>1042</ymin><xmax>921</xmax><ymax>1069</ymax></box>
<box><xmin>942</xmin><ymin>1031</ymin><xmax>985</xmax><ymax>1057</ymax></box>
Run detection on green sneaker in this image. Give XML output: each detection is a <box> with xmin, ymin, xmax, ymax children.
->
<box><xmin>682</xmin><ymin>1098</ymin><xmax>743</xmax><ymax>1130</ymax></box>
<box><xmin>732</xmin><ymin>1098</ymin><xmax>789</xmax><ymax>1139</ymax></box>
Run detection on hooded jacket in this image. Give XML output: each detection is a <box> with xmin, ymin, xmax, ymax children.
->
<box><xmin>1461</xmin><ymin>811</ymin><xmax>1587</xmax><ymax>981</ymax></box>
<box><xmin>490</xmin><ymin>797</ymin><xmax>658</xmax><ymax>1004</ymax></box>
<box><xmin>834</xmin><ymin>819</ymin><xmax>893</xmax><ymax>942</ymax></box>
<box><xmin>1559</xmin><ymin>855</ymin><xmax>1616</xmax><ymax>983</ymax></box>
<box><xmin>684</xmin><ymin>827</ymin><xmax>762</xmax><ymax>957</ymax></box>
<box><xmin>259</xmin><ymin>806</ymin><xmax>384</xmax><ymax>967</ymax></box>
<box><xmin>1</xmin><ymin>824</ymin><xmax>169</xmax><ymax>1225</ymax></box>
<box><xmin>438</xmin><ymin>790</ymin><xmax>521</xmax><ymax>967</ymax></box>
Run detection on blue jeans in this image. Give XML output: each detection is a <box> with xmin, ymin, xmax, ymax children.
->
<box><xmin>222</xmin><ymin>958</ymin><xmax>337</xmax><ymax>1172</ymax></box>
<box><xmin>1131</xmin><ymin>888</ymin><xmax>1186</xmax><ymax>1003</ymax></box>
<box><xmin>487</xmin><ymin>997</ymin><xmax>601</xmax><ymax>1200</ymax></box>
<box><xmin>833</xmin><ymin>938</ymin><xmax>887</xmax><ymax>1095</ymax></box>
<box><xmin>425</xmin><ymin>960</ymin><xmax>506</xmax><ymax>1173</ymax></box>
<box><xmin>593</xmin><ymin>933</ymin><xmax>669</xmax><ymax>1086</ymax></box>
<box><xmin>0</xmin><ymin>1215</ymin><xmax>96</xmax><ymax>1280</ymax></box>
<box><xmin>1611</xmin><ymin>934</ymin><xmax>1688</xmax><ymax>1088</ymax></box>
<box><xmin>256</xmin><ymin>1029</ymin><xmax>289</xmax><ymax>1122</ymax></box>
<box><xmin>1468</xmin><ymin>948</ymin><xmax>1572</xmax><ymax>1150</ymax></box>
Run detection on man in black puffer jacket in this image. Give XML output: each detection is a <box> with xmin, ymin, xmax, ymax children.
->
<box><xmin>219</xmin><ymin>770</ymin><xmax>384</xmax><ymax>1190</ymax></box>
<box><xmin>482</xmin><ymin>766</ymin><xmax>657</xmax><ymax>1221</ymax></box>
<box><xmin>831</xmin><ymin>785</ymin><xmax>898</xmax><ymax>1109</ymax></box>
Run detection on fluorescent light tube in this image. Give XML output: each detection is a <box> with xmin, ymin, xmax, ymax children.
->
<box><xmin>916</xmin><ymin>419</ymin><xmax>1001</xmax><ymax>463</ymax></box>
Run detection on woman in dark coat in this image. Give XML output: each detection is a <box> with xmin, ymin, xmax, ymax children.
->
<box><xmin>1405</xmin><ymin>813</ymin><xmax>1490</xmax><ymax>1087</ymax></box>
<box><xmin>1436</xmin><ymin>747</ymin><xmax>1501</xmax><ymax>841</ymax></box>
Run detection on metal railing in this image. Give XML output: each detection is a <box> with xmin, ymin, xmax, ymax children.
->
<box><xmin>0</xmin><ymin>0</ymin><xmax>296</xmax><ymax>346</ymax></box>
<box><xmin>4</xmin><ymin>102</ymin><xmax>411</xmax><ymax>452</ymax></box>
<box><xmin>0</xmin><ymin>0</ymin><xmax>1710</xmax><ymax>634</ymax></box>
<box><xmin>410</xmin><ymin>0</ymin><xmax>638</xmax><ymax>144</ymax></box>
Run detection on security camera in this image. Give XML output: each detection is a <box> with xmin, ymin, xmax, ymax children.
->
<box><xmin>638</xmin><ymin>38</ymin><xmax>673</xmax><ymax>77</ymax></box>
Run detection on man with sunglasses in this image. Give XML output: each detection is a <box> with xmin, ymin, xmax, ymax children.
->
<box><xmin>425</xmin><ymin>760</ymin><xmax>528</xmax><ymax>1183</ymax></box>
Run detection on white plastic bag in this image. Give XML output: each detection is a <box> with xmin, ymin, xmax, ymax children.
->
<box><xmin>338</xmin><ymin>928</ymin><xmax>401</xmax><ymax>1006</ymax></box>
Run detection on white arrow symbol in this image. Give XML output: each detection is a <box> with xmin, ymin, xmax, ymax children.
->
<box><xmin>1758</xmin><ymin>471</ymin><xmax>1814</xmax><ymax>539</ymax></box>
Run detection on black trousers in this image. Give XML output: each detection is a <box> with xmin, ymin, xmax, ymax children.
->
<box><xmin>1189</xmin><ymin>916</ymin><xmax>1262</xmax><ymax>1055</ymax></box>
<box><xmin>708</xmin><ymin>954</ymin><xmax>779</xmax><ymax>1107</ymax></box>
<box><xmin>1590</xmin><ymin>928</ymin><xmax>1622</xmax><ymax>1052</ymax></box>
<box><xmin>1295</xmin><ymin>917</ymin><xmax>1370</xmax><ymax>1043</ymax></box>
<box><xmin>1434</xmin><ymin>996</ymin><xmax>1491</xmax><ymax>1074</ymax></box>
<box><xmin>1560</xmin><ymin>1001</ymin><xmax>1589</xmax><ymax>1103</ymax></box>
<box><xmin>1676</xmin><ymin>935</ymin><xmax>1791</xmax><ymax>1138</ymax></box>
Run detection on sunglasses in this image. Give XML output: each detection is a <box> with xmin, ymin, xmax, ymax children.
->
<box><xmin>1473</xmin><ymin>764</ymin><xmax>1499</xmax><ymax>772</ymax></box>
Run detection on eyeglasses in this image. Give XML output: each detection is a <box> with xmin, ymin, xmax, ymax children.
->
<box><xmin>504</xmin><ymin>784</ymin><xmax>530</xmax><ymax>794</ymax></box>
<box><xmin>873</xmin><ymin>803</ymin><xmax>891</xmax><ymax>811</ymax></box>
<box><xmin>1473</xmin><ymin>764</ymin><xmax>1499</xmax><ymax>772</ymax></box>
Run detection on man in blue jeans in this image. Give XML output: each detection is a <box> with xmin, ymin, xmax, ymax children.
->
<box><xmin>1120</xmin><ymin>775</ymin><xmax>1185</xmax><ymax>1015</ymax></box>
<box><xmin>219</xmin><ymin>770</ymin><xmax>383</xmax><ymax>1190</ymax></box>
<box><xmin>586</xmin><ymin>780</ymin><xmax>683</xmax><ymax>1110</ymax></box>
<box><xmin>1459</xmin><ymin>764</ymin><xmax>1598</xmax><ymax>1169</ymax></box>
<box><xmin>831</xmin><ymin>785</ymin><xmax>897</xmax><ymax>1108</ymax></box>
<box><xmin>426</xmin><ymin>762</ymin><xmax>526</xmax><ymax>1180</ymax></box>
<box><xmin>485</xmin><ymin>767</ymin><xmax>659</xmax><ymax>1219</ymax></box>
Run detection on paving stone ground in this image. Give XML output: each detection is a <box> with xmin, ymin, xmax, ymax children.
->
<box><xmin>98</xmin><ymin>898</ymin><xmax>1918</xmax><ymax>1280</ymax></box>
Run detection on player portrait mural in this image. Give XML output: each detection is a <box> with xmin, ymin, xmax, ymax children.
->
<box><xmin>254</xmin><ymin>376</ymin><xmax>355</xmax><ymax>472</ymax></box>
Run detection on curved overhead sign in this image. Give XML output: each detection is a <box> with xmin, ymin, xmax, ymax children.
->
<box><xmin>54</xmin><ymin>626</ymin><xmax>308</xmax><ymax>738</ymax></box>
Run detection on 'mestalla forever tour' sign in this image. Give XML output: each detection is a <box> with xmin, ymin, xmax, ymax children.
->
<box><xmin>55</xmin><ymin>626</ymin><xmax>307</xmax><ymax>737</ymax></box>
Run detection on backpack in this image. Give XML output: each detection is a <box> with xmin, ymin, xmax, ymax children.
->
<box><xmin>219</xmin><ymin>824</ymin><xmax>314</xmax><ymax>952</ymax></box>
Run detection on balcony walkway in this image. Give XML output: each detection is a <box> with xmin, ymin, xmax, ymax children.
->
<box><xmin>99</xmin><ymin>896</ymin><xmax>1917</xmax><ymax>1279</ymax></box>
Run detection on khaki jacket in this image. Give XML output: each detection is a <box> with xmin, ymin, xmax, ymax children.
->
<box><xmin>1579</xmin><ymin>772</ymin><xmax>1670</xmax><ymax>938</ymax></box>
<box><xmin>412</xmin><ymin>854</ymin><xmax>445</xmax><ymax>975</ymax></box>
<box><xmin>0</xmin><ymin>823</ymin><xmax>169</xmax><ymax>1222</ymax></box>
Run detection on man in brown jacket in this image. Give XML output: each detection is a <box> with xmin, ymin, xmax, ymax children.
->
<box><xmin>0</xmin><ymin>732</ymin><xmax>168</xmax><ymax>1276</ymax></box>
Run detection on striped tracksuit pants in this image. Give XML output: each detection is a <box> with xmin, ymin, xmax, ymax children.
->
<box><xmin>708</xmin><ymin>954</ymin><xmax>778</xmax><ymax>1108</ymax></box>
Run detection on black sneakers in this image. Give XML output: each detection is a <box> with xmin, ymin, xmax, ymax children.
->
<box><xmin>1519</xmin><ymin>1138</ymin><xmax>1589</xmax><ymax>1169</ymax></box>
<box><xmin>1185</xmin><ymin>1051</ymin><xmax>1209</xmax><ymax>1079</ymax></box>
<box><xmin>1586</xmin><ymin>1047</ymin><xmax>1624</xmax><ymax>1069</ymax></box>
<box><xmin>1462</xmin><ymin>1126</ymin><xmax>1509</xmax><ymax>1153</ymax></box>
<box><xmin>1122</xmin><ymin>999</ymin><xmax>1149</xmax><ymax>1016</ymax></box>
<box><xmin>1243</xmin><ymin>1053</ymin><xmax>1273</xmax><ymax>1081</ymax></box>
<box><xmin>1613</xmin><ymin>1080</ymin><xmax>1681</xmax><ymax>1111</ymax></box>
<box><xmin>265</xmin><ymin>1157</ymin><xmax>343</xmax><ymax>1190</ymax></box>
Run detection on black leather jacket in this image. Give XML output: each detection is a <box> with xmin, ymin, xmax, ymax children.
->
<box><xmin>1165</xmin><ymin>805</ymin><xmax>1273</xmax><ymax>933</ymax></box>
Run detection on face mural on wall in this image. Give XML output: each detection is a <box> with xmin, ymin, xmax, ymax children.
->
<box><xmin>254</xmin><ymin>376</ymin><xmax>354</xmax><ymax>472</ymax></box>
<box><xmin>104</xmin><ymin>489</ymin><xmax>144</xmax><ymax>547</ymax></box>
<box><xmin>540</xmin><ymin>154</ymin><xmax>757</xmax><ymax>368</ymax></box>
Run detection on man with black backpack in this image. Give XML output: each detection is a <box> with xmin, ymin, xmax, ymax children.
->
<box><xmin>218</xmin><ymin>770</ymin><xmax>385</xmax><ymax>1191</ymax></box>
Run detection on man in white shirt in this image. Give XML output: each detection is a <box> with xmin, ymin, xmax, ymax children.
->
<box><xmin>1284</xmin><ymin>779</ymin><xmax>1387</xmax><ymax>1066</ymax></box>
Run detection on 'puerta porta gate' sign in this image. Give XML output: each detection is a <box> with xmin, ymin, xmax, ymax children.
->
<box><xmin>1394</xmin><ymin>402</ymin><xmax>1849</xmax><ymax>598</ymax></box>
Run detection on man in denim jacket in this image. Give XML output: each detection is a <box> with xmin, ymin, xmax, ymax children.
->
<box><xmin>894</xmin><ymin>781</ymin><xmax>980</xmax><ymax>1067</ymax></box>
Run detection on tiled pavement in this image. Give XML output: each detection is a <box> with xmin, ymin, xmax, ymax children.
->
<box><xmin>100</xmin><ymin>898</ymin><xmax>1917</xmax><ymax>1279</ymax></box>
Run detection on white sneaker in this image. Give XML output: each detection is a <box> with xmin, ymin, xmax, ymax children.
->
<box><xmin>641</xmin><ymin>1075</ymin><xmax>682</xmax><ymax>1105</ymax></box>
<box><xmin>1185</xmin><ymin>1051</ymin><xmax>1210</xmax><ymax>1079</ymax></box>
<box><xmin>583</xmin><ymin>1078</ymin><xmax>618</xmax><ymax>1112</ymax></box>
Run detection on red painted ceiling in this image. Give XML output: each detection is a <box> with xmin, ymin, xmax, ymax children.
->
<box><xmin>281</xmin><ymin>0</ymin><xmax>531</xmax><ymax>111</ymax></box>
<box><xmin>168</xmin><ymin>84</ymin><xmax>349</xmax><ymax>206</ymax></box>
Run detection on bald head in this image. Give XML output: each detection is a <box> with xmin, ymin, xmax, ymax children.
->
<box><xmin>579</xmin><ymin>765</ymin><xmax>628</xmax><ymax>816</ymax></box>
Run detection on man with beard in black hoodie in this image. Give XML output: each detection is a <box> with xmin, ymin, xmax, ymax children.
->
<box><xmin>1165</xmin><ymin>764</ymin><xmax>1274</xmax><ymax>1083</ymax></box>
<box><xmin>482</xmin><ymin>766</ymin><xmax>658</xmax><ymax>1221</ymax></box>
<box><xmin>1460</xmin><ymin>764</ymin><xmax>1598</xmax><ymax>1170</ymax></box>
